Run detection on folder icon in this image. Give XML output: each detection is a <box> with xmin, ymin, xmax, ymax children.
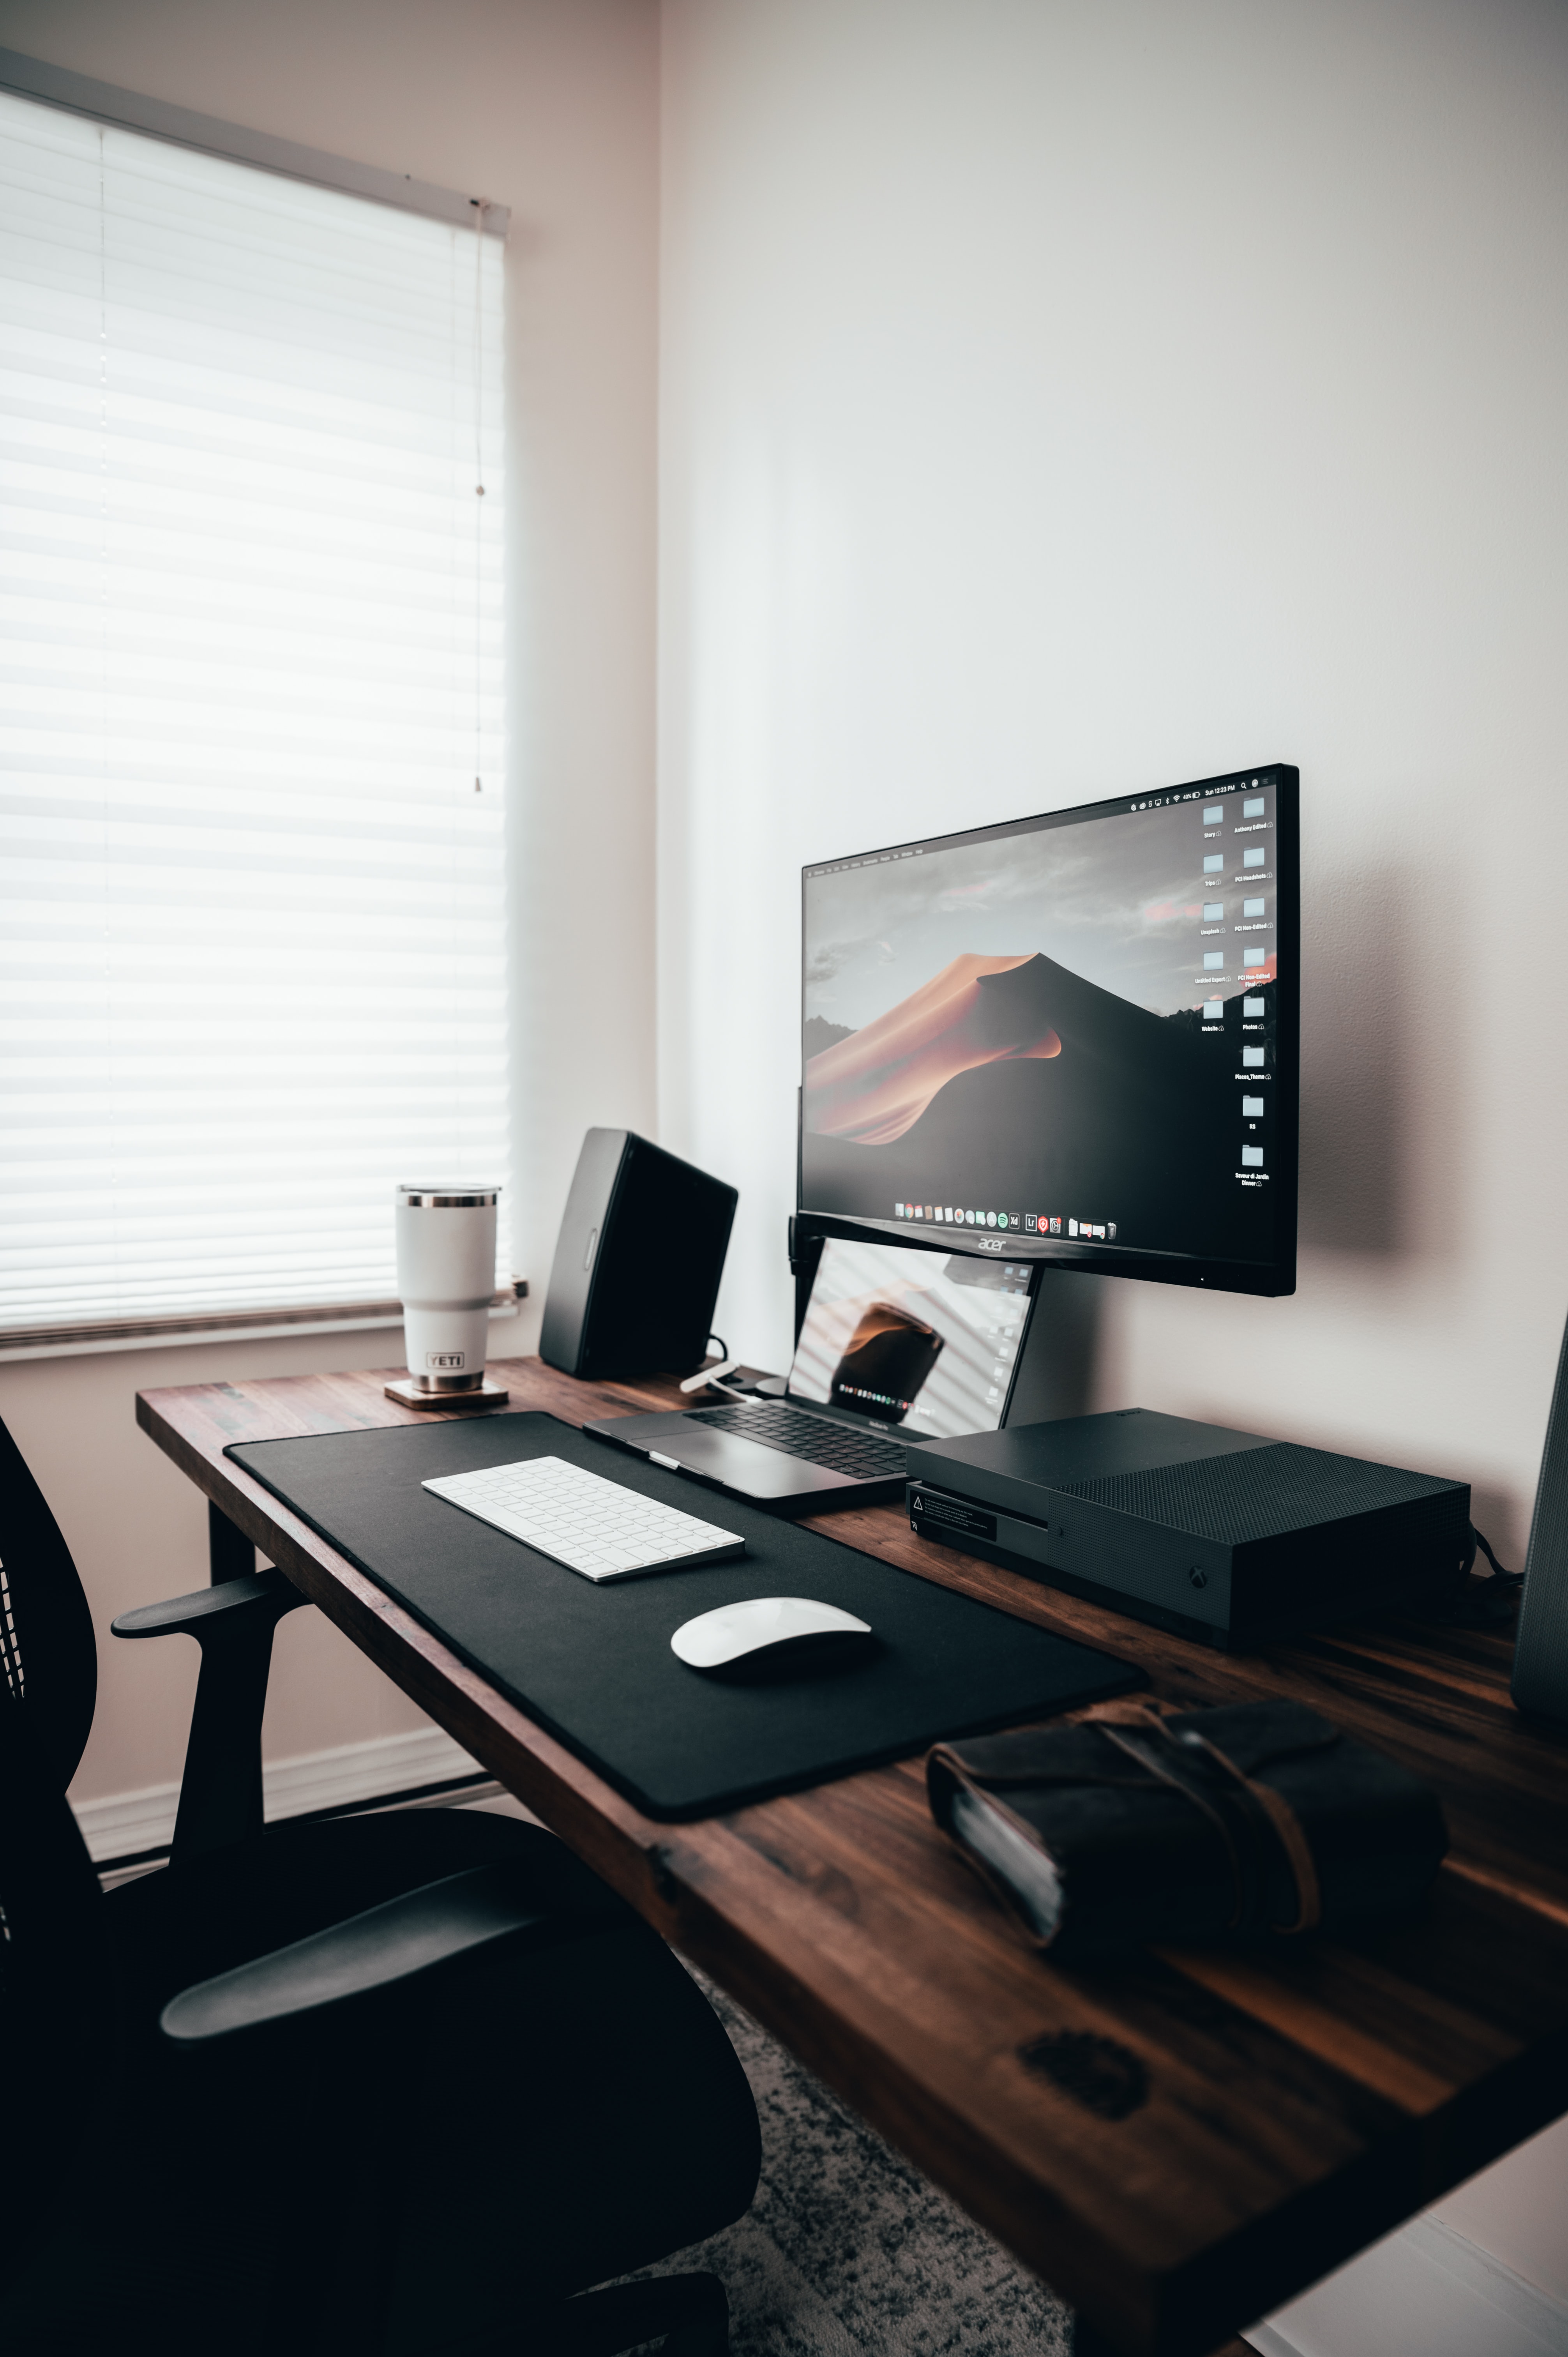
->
<box><xmin>1204</xmin><ymin>854</ymin><xmax>1223</xmax><ymax>873</ymax></box>
<box><xmin>1203</xmin><ymin>999</ymin><xmax>1224</xmax><ymax>1021</ymax></box>
<box><xmin>1243</xmin><ymin>797</ymin><xmax>1264</xmax><ymax>817</ymax></box>
<box><xmin>1203</xmin><ymin>805</ymin><xmax>1223</xmax><ymax>825</ymax></box>
<box><xmin>1243</xmin><ymin>1095</ymin><xmax>1264</xmax><ymax>1117</ymax></box>
<box><xmin>1243</xmin><ymin>947</ymin><xmax>1266</xmax><ymax>967</ymax></box>
<box><xmin>1244</xmin><ymin>847</ymin><xmax>1265</xmax><ymax>868</ymax></box>
<box><xmin>1243</xmin><ymin>897</ymin><xmax>1264</xmax><ymax>917</ymax></box>
<box><xmin>1243</xmin><ymin>996</ymin><xmax>1265</xmax><ymax>1016</ymax></box>
<box><xmin>1243</xmin><ymin>1047</ymin><xmax>1265</xmax><ymax>1069</ymax></box>
<box><xmin>1241</xmin><ymin>1145</ymin><xmax>1264</xmax><ymax>1168</ymax></box>
<box><xmin>1203</xmin><ymin>952</ymin><xmax>1224</xmax><ymax>970</ymax></box>
<box><xmin>1204</xmin><ymin>902</ymin><xmax>1224</xmax><ymax>921</ymax></box>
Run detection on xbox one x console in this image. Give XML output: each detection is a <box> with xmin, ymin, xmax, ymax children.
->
<box><xmin>905</xmin><ymin>1409</ymin><xmax>1469</xmax><ymax>1648</ymax></box>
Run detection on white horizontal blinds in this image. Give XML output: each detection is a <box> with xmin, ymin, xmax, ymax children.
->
<box><xmin>0</xmin><ymin>90</ymin><xmax>509</xmax><ymax>1334</ymax></box>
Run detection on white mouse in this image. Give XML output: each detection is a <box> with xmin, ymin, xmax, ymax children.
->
<box><xmin>671</xmin><ymin>1595</ymin><xmax>874</xmax><ymax>1674</ymax></box>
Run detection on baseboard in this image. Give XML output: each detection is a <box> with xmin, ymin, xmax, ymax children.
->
<box><xmin>70</xmin><ymin>1725</ymin><xmax>484</xmax><ymax>1864</ymax></box>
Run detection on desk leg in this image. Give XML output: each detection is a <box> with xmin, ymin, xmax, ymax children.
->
<box><xmin>208</xmin><ymin>1497</ymin><xmax>256</xmax><ymax>1585</ymax></box>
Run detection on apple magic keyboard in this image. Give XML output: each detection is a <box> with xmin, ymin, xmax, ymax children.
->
<box><xmin>422</xmin><ymin>1454</ymin><xmax>747</xmax><ymax>1583</ymax></box>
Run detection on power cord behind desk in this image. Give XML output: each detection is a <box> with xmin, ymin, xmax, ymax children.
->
<box><xmin>1427</xmin><ymin>1524</ymin><xmax>1525</xmax><ymax>1626</ymax></box>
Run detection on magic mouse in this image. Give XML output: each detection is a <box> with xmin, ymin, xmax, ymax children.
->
<box><xmin>670</xmin><ymin>1596</ymin><xmax>874</xmax><ymax>1676</ymax></box>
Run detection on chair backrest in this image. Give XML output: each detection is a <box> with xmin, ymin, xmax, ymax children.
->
<box><xmin>0</xmin><ymin>1415</ymin><xmax>98</xmax><ymax>1790</ymax></box>
<box><xmin>0</xmin><ymin>1687</ymin><xmax>115</xmax><ymax>2247</ymax></box>
<box><xmin>0</xmin><ymin>1421</ymin><xmax>109</xmax><ymax>2251</ymax></box>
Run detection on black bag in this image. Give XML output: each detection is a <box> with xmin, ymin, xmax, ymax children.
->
<box><xmin>926</xmin><ymin>1697</ymin><xmax>1447</xmax><ymax>1963</ymax></box>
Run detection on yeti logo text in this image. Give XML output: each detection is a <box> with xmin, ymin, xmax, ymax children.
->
<box><xmin>426</xmin><ymin>1350</ymin><xmax>466</xmax><ymax>1369</ymax></box>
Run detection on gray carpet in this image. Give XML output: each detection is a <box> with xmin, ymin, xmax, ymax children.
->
<box><xmin>635</xmin><ymin>1967</ymin><xmax>1073</xmax><ymax>2357</ymax></box>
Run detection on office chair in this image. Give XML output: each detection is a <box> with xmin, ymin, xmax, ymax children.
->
<box><xmin>0</xmin><ymin>1413</ymin><xmax>761</xmax><ymax>2356</ymax></box>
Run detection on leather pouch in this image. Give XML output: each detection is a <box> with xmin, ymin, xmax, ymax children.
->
<box><xmin>927</xmin><ymin>1697</ymin><xmax>1447</xmax><ymax>1962</ymax></box>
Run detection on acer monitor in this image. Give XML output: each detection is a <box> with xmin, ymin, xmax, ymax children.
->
<box><xmin>799</xmin><ymin>763</ymin><xmax>1298</xmax><ymax>1297</ymax></box>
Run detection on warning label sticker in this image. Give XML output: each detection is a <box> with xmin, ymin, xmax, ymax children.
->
<box><xmin>909</xmin><ymin>1489</ymin><xmax>998</xmax><ymax>1544</ymax></box>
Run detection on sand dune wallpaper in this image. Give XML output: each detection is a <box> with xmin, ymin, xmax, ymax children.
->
<box><xmin>805</xmin><ymin>954</ymin><xmax>1063</xmax><ymax>1145</ymax></box>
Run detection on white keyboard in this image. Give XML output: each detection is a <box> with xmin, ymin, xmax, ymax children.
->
<box><xmin>422</xmin><ymin>1454</ymin><xmax>747</xmax><ymax>1583</ymax></box>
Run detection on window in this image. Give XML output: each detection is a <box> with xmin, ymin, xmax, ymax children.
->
<box><xmin>0</xmin><ymin>82</ymin><xmax>510</xmax><ymax>1348</ymax></box>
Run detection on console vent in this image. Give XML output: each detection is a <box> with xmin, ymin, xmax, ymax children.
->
<box><xmin>1056</xmin><ymin>1444</ymin><xmax>1458</xmax><ymax>1544</ymax></box>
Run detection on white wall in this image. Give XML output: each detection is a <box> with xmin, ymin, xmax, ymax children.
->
<box><xmin>0</xmin><ymin>0</ymin><xmax>661</xmax><ymax>1807</ymax></box>
<box><xmin>656</xmin><ymin>0</ymin><xmax>1568</xmax><ymax>2313</ymax></box>
<box><xmin>658</xmin><ymin>0</ymin><xmax>1568</xmax><ymax>1558</ymax></box>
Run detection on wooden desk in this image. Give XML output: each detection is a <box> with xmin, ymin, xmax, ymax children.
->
<box><xmin>136</xmin><ymin>1358</ymin><xmax>1568</xmax><ymax>2357</ymax></box>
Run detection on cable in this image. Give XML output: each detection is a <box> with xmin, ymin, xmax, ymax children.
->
<box><xmin>1431</xmin><ymin>1524</ymin><xmax>1524</xmax><ymax>1626</ymax></box>
<box><xmin>1469</xmin><ymin>1526</ymin><xmax>1523</xmax><ymax>1590</ymax></box>
<box><xmin>690</xmin><ymin>1336</ymin><xmax>765</xmax><ymax>1403</ymax></box>
<box><xmin>678</xmin><ymin>1338</ymin><xmax>749</xmax><ymax>1401</ymax></box>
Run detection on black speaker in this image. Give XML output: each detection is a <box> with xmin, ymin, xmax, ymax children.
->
<box><xmin>540</xmin><ymin>1129</ymin><xmax>738</xmax><ymax>1382</ymax></box>
<box><xmin>1513</xmin><ymin>1306</ymin><xmax>1568</xmax><ymax>1723</ymax></box>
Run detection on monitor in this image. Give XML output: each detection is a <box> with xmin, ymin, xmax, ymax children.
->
<box><xmin>787</xmin><ymin>1236</ymin><xmax>1037</xmax><ymax>1436</ymax></box>
<box><xmin>800</xmin><ymin>763</ymin><xmax>1298</xmax><ymax>1295</ymax></box>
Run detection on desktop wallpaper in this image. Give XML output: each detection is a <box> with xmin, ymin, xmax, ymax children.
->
<box><xmin>801</xmin><ymin>784</ymin><xmax>1282</xmax><ymax>1267</ymax></box>
<box><xmin>789</xmin><ymin>1239</ymin><xmax>1031</xmax><ymax>1436</ymax></box>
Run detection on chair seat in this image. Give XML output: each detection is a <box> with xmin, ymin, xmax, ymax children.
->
<box><xmin>1</xmin><ymin>2104</ymin><xmax>276</xmax><ymax>2357</ymax></box>
<box><xmin>6</xmin><ymin>1808</ymin><xmax>760</xmax><ymax>2357</ymax></box>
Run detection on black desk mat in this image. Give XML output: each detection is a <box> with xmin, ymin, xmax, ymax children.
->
<box><xmin>228</xmin><ymin>1412</ymin><xmax>1139</xmax><ymax>1820</ymax></box>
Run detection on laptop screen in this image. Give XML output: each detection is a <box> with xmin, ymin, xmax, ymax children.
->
<box><xmin>787</xmin><ymin>1237</ymin><xmax>1035</xmax><ymax>1440</ymax></box>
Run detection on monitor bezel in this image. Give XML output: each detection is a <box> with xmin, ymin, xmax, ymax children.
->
<box><xmin>797</xmin><ymin>763</ymin><xmax>1300</xmax><ymax>1300</ymax></box>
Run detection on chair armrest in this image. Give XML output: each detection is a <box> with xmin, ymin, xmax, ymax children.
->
<box><xmin>112</xmin><ymin>1565</ymin><xmax>305</xmax><ymax>1641</ymax></box>
<box><xmin>161</xmin><ymin>1861</ymin><xmax>622</xmax><ymax>2046</ymax></box>
<box><xmin>114</xmin><ymin>1567</ymin><xmax>309</xmax><ymax>1863</ymax></box>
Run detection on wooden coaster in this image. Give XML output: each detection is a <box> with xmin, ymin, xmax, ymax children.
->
<box><xmin>383</xmin><ymin>1376</ymin><xmax>510</xmax><ymax>1412</ymax></box>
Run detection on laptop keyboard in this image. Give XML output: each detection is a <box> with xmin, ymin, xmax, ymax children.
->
<box><xmin>688</xmin><ymin>1402</ymin><xmax>908</xmax><ymax>1481</ymax></box>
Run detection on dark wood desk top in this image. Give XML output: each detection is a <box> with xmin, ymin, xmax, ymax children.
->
<box><xmin>136</xmin><ymin>1358</ymin><xmax>1568</xmax><ymax>2357</ymax></box>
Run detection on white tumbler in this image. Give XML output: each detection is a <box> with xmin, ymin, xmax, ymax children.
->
<box><xmin>394</xmin><ymin>1184</ymin><xmax>500</xmax><ymax>1392</ymax></box>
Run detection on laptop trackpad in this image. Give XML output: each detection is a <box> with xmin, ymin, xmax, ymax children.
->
<box><xmin>655</xmin><ymin>1428</ymin><xmax>853</xmax><ymax>1500</ymax></box>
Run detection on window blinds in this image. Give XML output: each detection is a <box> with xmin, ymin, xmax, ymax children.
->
<box><xmin>0</xmin><ymin>88</ymin><xmax>510</xmax><ymax>1345</ymax></box>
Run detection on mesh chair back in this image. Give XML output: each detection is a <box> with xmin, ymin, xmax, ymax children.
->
<box><xmin>0</xmin><ymin>1416</ymin><xmax>97</xmax><ymax>1789</ymax></box>
<box><xmin>0</xmin><ymin>1691</ymin><xmax>115</xmax><ymax>2248</ymax></box>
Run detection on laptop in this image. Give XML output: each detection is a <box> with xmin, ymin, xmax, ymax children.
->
<box><xmin>583</xmin><ymin>1236</ymin><xmax>1038</xmax><ymax>1510</ymax></box>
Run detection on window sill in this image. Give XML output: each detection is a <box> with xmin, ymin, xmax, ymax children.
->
<box><xmin>0</xmin><ymin>1289</ymin><xmax>526</xmax><ymax>1365</ymax></box>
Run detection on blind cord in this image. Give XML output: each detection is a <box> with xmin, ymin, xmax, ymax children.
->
<box><xmin>472</xmin><ymin>195</ymin><xmax>486</xmax><ymax>796</ymax></box>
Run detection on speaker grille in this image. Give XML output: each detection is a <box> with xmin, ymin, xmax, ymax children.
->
<box><xmin>1058</xmin><ymin>1442</ymin><xmax>1457</xmax><ymax>1544</ymax></box>
<box><xmin>1515</xmin><ymin>1312</ymin><xmax>1568</xmax><ymax>1720</ymax></box>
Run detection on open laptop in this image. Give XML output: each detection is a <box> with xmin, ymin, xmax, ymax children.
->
<box><xmin>583</xmin><ymin>1236</ymin><xmax>1038</xmax><ymax>1510</ymax></box>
